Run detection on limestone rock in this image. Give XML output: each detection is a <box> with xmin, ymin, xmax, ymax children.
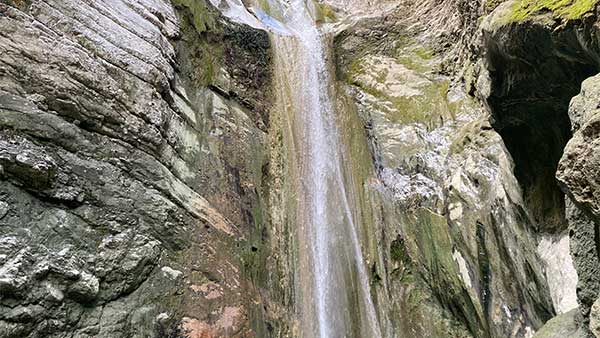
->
<box><xmin>0</xmin><ymin>201</ymin><xmax>8</xmax><ymax>219</ymax></box>
<box><xmin>0</xmin><ymin>0</ymin><xmax>272</xmax><ymax>336</ymax></box>
<box><xmin>557</xmin><ymin>73</ymin><xmax>600</xmax><ymax>334</ymax></box>
<box><xmin>2</xmin><ymin>0</ymin><xmax>599</xmax><ymax>337</ymax></box>
<box><xmin>67</xmin><ymin>272</ymin><xmax>100</xmax><ymax>304</ymax></box>
<box><xmin>532</xmin><ymin>309</ymin><xmax>587</xmax><ymax>338</ymax></box>
<box><xmin>537</xmin><ymin>234</ymin><xmax>579</xmax><ymax>314</ymax></box>
<box><xmin>591</xmin><ymin>298</ymin><xmax>600</xmax><ymax>338</ymax></box>
<box><xmin>558</xmin><ymin>74</ymin><xmax>600</xmax><ymax>223</ymax></box>
<box><xmin>334</xmin><ymin>8</ymin><xmax>553</xmax><ymax>338</ymax></box>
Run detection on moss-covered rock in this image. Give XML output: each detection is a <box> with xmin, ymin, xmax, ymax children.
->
<box><xmin>0</xmin><ymin>0</ymin><xmax>276</xmax><ymax>337</ymax></box>
<box><xmin>532</xmin><ymin>309</ymin><xmax>588</xmax><ymax>338</ymax></box>
<box><xmin>334</xmin><ymin>7</ymin><xmax>555</xmax><ymax>338</ymax></box>
<box><xmin>509</xmin><ymin>0</ymin><xmax>599</xmax><ymax>21</ymax></box>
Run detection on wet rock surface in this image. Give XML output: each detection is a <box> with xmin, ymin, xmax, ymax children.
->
<box><xmin>3</xmin><ymin>0</ymin><xmax>600</xmax><ymax>337</ymax></box>
<box><xmin>0</xmin><ymin>0</ymin><xmax>273</xmax><ymax>337</ymax></box>
<box><xmin>334</xmin><ymin>6</ymin><xmax>554</xmax><ymax>338</ymax></box>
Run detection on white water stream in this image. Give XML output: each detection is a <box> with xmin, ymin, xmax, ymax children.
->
<box><xmin>210</xmin><ymin>1</ymin><xmax>384</xmax><ymax>337</ymax></box>
<box><xmin>271</xmin><ymin>2</ymin><xmax>383</xmax><ymax>337</ymax></box>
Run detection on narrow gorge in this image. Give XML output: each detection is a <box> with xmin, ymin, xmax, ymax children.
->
<box><xmin>1</xmin><ymin>0</ymin><xmax>600</xmax><ymax>338</ymax></box>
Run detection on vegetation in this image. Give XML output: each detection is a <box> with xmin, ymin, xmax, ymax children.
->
<box><xmin>348</xmin><ymin>59</ymin><xmax>454</xmax><ymax>127</ymax></box>
<box><xmin>315</xmin><ymin>2</ymin><xmax>337</xmax><ymax>23</ymax></box>
<box><xmin>173</xmin><ymin>0</ymin><xmax>223</xmax><ymax>87</ymax></box>
<box><xmin>1</xmin><ymin>0</ymin><xmax>30</xmax><ymax>9</ymax></box>
<box><xmin>172</xmin><ymin>0</ymin><xmax>217</xmax><ymax>33</ymax></box>
<box><xmin>509</xmin><ymin>0</ymin><xmax>599</xmax><ymax>21</ymax></box>
<box><xmin>485</xmin><ymin>0</ymin><xmax>506</xmax><ymax>13</ymax></box>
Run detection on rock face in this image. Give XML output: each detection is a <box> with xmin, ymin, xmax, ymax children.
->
<box><xmin>482</xmin><ymin>3</ymin><xmax>598</xmax><ymax>235</ymax></box>
<box><xmin>536</xmin><ymin>234</ymin><xmax>578</xmax><ymax>314</ymax></box>
<box><xmin>558</xmin><ymin>73</ymin><xmax>600</xmax><ymax>336</ymax></box>
<box><xmin>558</xmin><ymin>74</ymin><xmax>600</xmax><ymax>223</ymax></box>
<box><xmin>1</xmin><ymin>0</ymin><xmax>599</xmax><ymax>338</ymax></box>
<box><xmin>481</xmin><ymin>1</ymin><xmax>600</xmax><ymax>337</ymax></box>
<box><xmin>0</xmin><ymin>0</ymin><xmax>275</xmax><ymax>337</ymax></box>
<box><xmin>531</xmin><ymin>309</ymin><xmax>587</xmax><ymax>338</ymax></box>
<box><xmin>333</xmin><ymin>5</ymin><xmax>553</xmax><ymax>337</ymax></box>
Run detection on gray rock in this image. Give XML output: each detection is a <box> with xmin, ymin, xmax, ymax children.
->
<box><xmin>557</xmin><ymin>112</ymin><xmax>600</xmax><ymax>222</ymax></box>
<box><xmin>566</xmin><ymin>198</ymin><xmax>600</xmax><ymax>323</ymax></box>
<box><xmin>557</xmin><ymin>74</ymin><xmax>600</xmax><ymax>332</ymax></box>
<box><xmin>591</xmin><ymin>298</ymin><xmax>600</xmax><ymax>338</ymax></box>
<box><xmin>0</xmin><ymin>320</ymin><xmax>30</xmax><ymax>338</ymax></box>
<box><xmin>568</xmin><ymin>75</ymin><xmax>600</xmax><ymax>132</ymax></box>
<box><xmin>4</xmin><ymin>0</ymin><xmax>598</xmax><ymax>338</ymax></box>
<box><xmin>0</xmin><ymin>201</ymin><xmax>9</xmax><ymax>220</ymax></box>
<box><xmin>333</xmin><ymin>9</ymin><xmax>553</xmax><ymax>337</ymax></box>
<box><xmin>0</xmin><ymin>0</ymin><xmax>272</xmax><ymax>336</ymax></box>
<box><xmin>532</xmin><ymin>309</ymin><xmax>588</xmax><ymax>338</ymax></box>
<box><xmin>4</xmin><ymin>305</ymin><xmax>44</xmax><ymax>323</ymax></box>
<box><xmin>558</xmin><ymin>74</ymin><xmax>600</xmax><ymax>222</ymax></box>
<box><xmin>67</xmin><ymin>272</ymin><xmax>100</xmax><ymax>304</ymax></box>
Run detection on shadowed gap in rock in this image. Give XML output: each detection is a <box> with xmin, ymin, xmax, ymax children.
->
<box><xmin>485</xmin><ymin>22</ymin><xmax>600</xmax><ymax>233</ymax></box>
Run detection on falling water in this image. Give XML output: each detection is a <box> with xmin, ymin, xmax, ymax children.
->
<box><xmin>267</xmin><ymin>1</ymin><xmax>383</xmax><ymax>338</ymax></box>
<box><xmin>208</xmin><ymin>0</ymin><xmax>384</xmax><ymax>335</ymax></box>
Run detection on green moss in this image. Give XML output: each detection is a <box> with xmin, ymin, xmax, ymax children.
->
<box><xmin>239</xmin><ymin>195</ymin><xmax>273</xmax><ymax>286</ymax></box>
<box><xmin>393</xmin><ymin>43</ymin><xmax>436</xmax><ymax>73</ymax></box>
<box><xmin>394</xmin><ymin>56</ymin><xmax>431</xmax><ymax>73</ymax></box>
<box><xmin>343</xmin><ymin>38</ymin><xmax>461</xmax><ymax>128</ymax></box>
<box><xmin>335</xmin><ymin>82</ymin><xmax>379</xmax><ymax>249</ymax></box>
<box><xmin>174</xmin><ymin>0</ymin><xmax>224</xmax><ymax>87</ymax></box>
<box><xmin>0</xmin><ymin>0</ymin><xmax>30</xmax><ymax>9</ymax></box>
<box><xmin>388</xmin><ymin>81</ymin><xmax>453</xmax><ymax>126</ymax></box>
<box><xmin>349</xmin><ymin>70</ymin><xmax>453</xmax><ymax>127</ymax></box>
<box><xmin>509</xmin><ymin>0</ymin><xmax>599</xmax><ymax>21</ymax></box>
<box><xmin>413</xmin><ymin>47</ymin><xmax>435</xmax><ymax>61</ymax></box>
<box><xmin>389</xmin><ymin>236</ymin><xmax>415</xmax><ymax>282</ymax></box>
<box><xmin>315</xmin><ymin>2</ymin><xmax>337</xmax><ymax>23</ymax></box>
<box><xmin>258</xmin><ymin>0</ymin><xmax>273</xmax><ymax>16</ymax></box>
<box><xmin>172</xmin><ymin>0</ymin><xmax>217</xmax><ymax>33</ymax></box>
<box><xmin>401</xmin><ymin>209</ymin><xmax>487</xmax><ymax>337</ymax></box>
<box><xmin>390</xmin><ymin>238</ymin><xmax>408</xmax><ymax>262</ymax></box>
<box><xmin>485</xmin><ymin>0</ymin><xmax>506</xmax><ymax>13</ymax></box>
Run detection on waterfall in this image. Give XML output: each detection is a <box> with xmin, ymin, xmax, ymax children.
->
<box><xmin>269</xmin><ymin>2</ymin><xmax>383</xmax><ymax>338</ymax></box>
<box><xmin>209</xmin><ymin>0</ymin><xmax>384</xmax><ymax>336</ymax></box>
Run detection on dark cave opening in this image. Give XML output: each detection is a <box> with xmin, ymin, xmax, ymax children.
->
<box><xmin>485</xmin><ymin>22</ymin><xmax>600</xmax><ymax>233</ymax></box>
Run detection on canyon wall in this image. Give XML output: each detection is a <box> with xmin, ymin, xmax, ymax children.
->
<box><xmin>1</xmin><ymin>0</ymin><xmax>599</xmax><ymax>337</ymax></box>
